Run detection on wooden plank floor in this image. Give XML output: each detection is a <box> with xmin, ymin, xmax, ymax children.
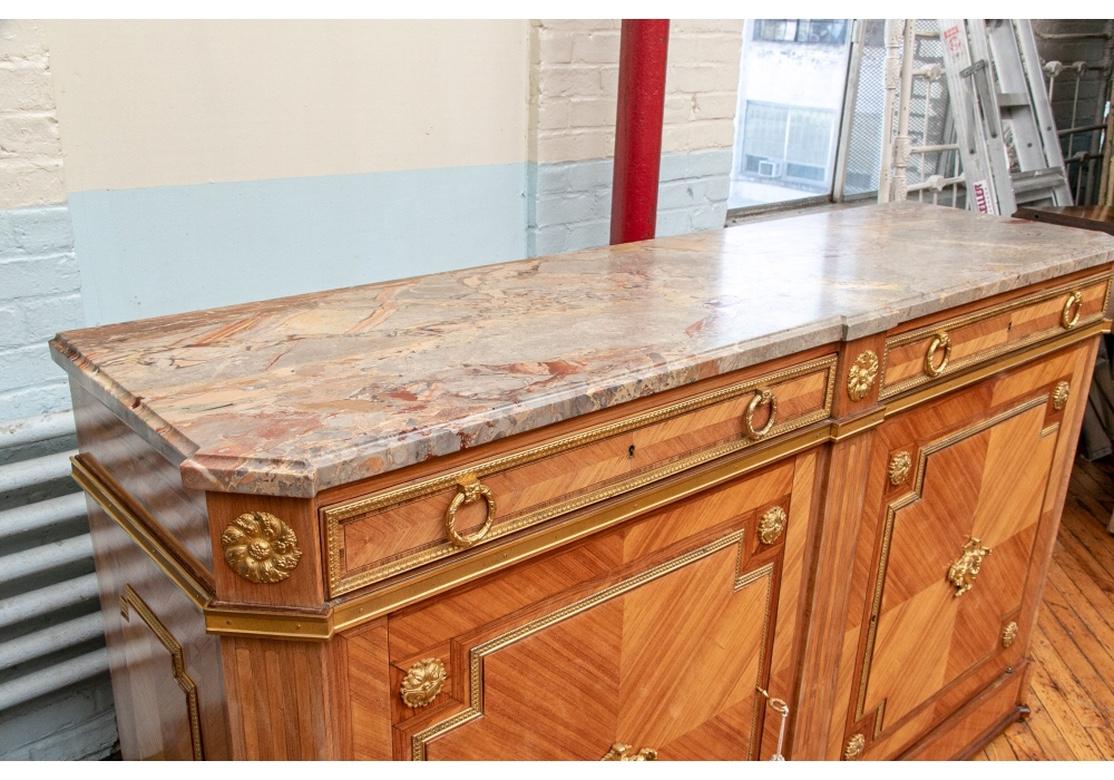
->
<box><xmin>975</xmin><ymin>455</ymin><xmax>1114</xmax><ymax>760</ymax></box>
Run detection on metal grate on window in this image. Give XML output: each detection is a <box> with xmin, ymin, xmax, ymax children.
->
<box><xmin>838</xmin><ymin>19</ymin><xmax>962</xmax><ymax>205</ymax></box>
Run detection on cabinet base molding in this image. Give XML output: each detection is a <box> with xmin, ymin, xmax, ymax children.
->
<box><xmin>898</xmin><ymin>671</ymin><xmax>1027</xmax><ymax>760</ymax></box>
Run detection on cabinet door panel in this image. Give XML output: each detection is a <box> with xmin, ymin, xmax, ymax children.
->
<box><xmin>385</xmin><ymin>451</ymin><xmax>820</xmax><ymax>761</ymax></box>
<box><xmin>836</xmin><ymin>341</ymin><xmax>1091</xmax><ymax>759</ymax></box>
<box><xmin>863</xmin><ymin>399</ymin><xmax>1052</xmax><ymax>725</ymax></box>
<box><xmin>437</xmin><ymin>599</ymin><xmax>624</xmax><ymax>760</ymax></box>
<box><xmin>420</xmin><ymin>538</ymin><xmax>771</xmax><ymax>760</ymax></box>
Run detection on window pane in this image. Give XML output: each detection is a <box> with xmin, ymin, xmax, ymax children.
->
<box><xmin>729</xmin><ymin>19</ymin><xmax>852</xmax><ymax>210</ymax></box>
<box><xmin>741</xmin><ymin>103</ymin><xmax>788</xmax><ymax>161</ymax></box>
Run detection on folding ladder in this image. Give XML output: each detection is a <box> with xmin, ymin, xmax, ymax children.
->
<box><xmin>939</xmin><ymin>19</ymin><xmax>1073</xmax><ymax>215</ymax></box>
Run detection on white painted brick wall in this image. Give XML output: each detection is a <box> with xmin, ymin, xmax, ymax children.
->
<box><xmin>0</xmin><ymin>22</ymin><xmax>66</xmax><ymax>208</ymax></box>
<box><xmin>0</xmin><ymin>21</ymin><xmax>81</xmax><ymax>426</ymax></box>
<box><xmin>528</xmin><ymin>20</ymin><xmax>742</xmax><ymax>255</ymax></box>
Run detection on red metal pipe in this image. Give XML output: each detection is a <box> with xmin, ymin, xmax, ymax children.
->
<box><xmin>610</xmin><ymin>19</ymin><xmax>670</xmax><ymax>245</ymax></box>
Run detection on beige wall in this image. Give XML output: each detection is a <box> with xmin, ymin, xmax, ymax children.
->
<box><xmin>43</xmin><ymin>20</ymin><xmax>532</xmax><ymax>192</ymax></box>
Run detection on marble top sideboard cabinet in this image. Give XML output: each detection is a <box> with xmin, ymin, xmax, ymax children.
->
<box><xmin>51</xmin><ymin>202</ymin><xmax>1114</xmax><ymax>760</ymax></box>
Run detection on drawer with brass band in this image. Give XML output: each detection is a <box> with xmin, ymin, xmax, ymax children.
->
<box><xmin>320</xmin><ymin>354</ymin><xmax>837</xmax><ymax>597</ymax></box>
<box><xmin>878</xmin><ymin>272</ymin><xmax>1111</xmax><ymax>399</ymax></box>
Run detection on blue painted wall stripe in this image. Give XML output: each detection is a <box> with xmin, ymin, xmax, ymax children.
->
<box><xmin>69</xmin><ymin>163</ymin><xmax>530</xmax><ymax>325</ymax></box>
<box><xmin>66</xmin><ymin>151</ymin><xmax>732</xmax><ymax>326</ymax></box>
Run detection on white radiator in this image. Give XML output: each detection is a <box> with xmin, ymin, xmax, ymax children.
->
<box><xmin>0</xmin><ymin>412</ymin><xmax>117</xmax><ymax>760</ymax></box>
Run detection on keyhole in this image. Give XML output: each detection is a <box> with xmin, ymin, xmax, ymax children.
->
<box><xmin>628</xmin><ymin>444</ymin><xmax>636</xmax><ymax>458</ymax></box>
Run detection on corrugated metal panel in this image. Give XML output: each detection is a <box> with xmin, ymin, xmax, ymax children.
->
<box><xmin>0</xmin><ymin>412</ymin><xmax>118</xmax><ymax>760</ymax></box>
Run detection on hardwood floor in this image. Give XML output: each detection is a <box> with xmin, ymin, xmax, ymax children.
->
<box><xmin>976</xmin><ymin>455</ymin><xmax>1114</xmax><ymax>760</ymax></box>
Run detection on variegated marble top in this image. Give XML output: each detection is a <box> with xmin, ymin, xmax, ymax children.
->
<box><xmin>51</xmin><ymin>203</ymin><xmax>1114</xmax><ymax>496</ymax></box>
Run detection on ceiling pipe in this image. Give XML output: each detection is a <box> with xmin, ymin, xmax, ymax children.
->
<box><xmin>609</xmin><ymin>19</ymin><xmax>670</xmax><ymax>245</ymax></box>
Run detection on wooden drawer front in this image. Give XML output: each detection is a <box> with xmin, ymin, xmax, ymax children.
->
<box><xmin>322</xmin><ymin>355</ymin><xmax>836</xmax><ymax>597</ymax></box>
<box><xmin>879</xmin><ymin>272</ymin><xmax>1110</xmax><ymax>399</ymax></box>
<box><xmin>378</xmin><ymin>453</ymin><xmax>817</xmax><ymax>760</ymax></box>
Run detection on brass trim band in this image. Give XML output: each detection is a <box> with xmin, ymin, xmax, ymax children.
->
<box><xmin>72</xmin><ymin>455</ymin><xmax>213</xmax><ymax>609</ymax></box>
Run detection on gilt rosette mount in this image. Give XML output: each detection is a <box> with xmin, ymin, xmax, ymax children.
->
<box><xmin>843</xmin><ymin>733</ymin><xmax>865</xmax><ymax>760</ymax></box>
<box><xmin>1052</xmin><ymin>381</ymin><xmax>1070</xmax><ymax>411</ymax></box>
<box><xmin>1001</xmin><ymin>621</ymin><xmax>1019</xmax><ymax>648</ymax></box>
<box><xmin>758</xmin><ymin>506</ymin><xmax>788</xmax><ymax>545</ymax></box>
<box><xmin>888</xmin><ymin>451</ymin><xmax>912</xmax><ymax>486</ymax></box>
<box><xmin>847</xmin><ymin>350</ymin><xmax>879</xmax><ymax>401</ymax></box>
<box><xmin>220</xmin><ymin>511</ymin><xmax>302</xmax><ymax>584</ymax></box>
<box><xmin>400</xmin><ymin>658</ymin><xmax>447</xmax><ymax>708</ymax></box>
<box><xmin>602</xmin><ymin>743</ymin><xmax>658</xmax><ymax>761</ymax></box>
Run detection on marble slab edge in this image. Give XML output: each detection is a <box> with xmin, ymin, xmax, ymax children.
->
<box><xmin>178</xmin><ymin>316</ymin><xmax>849</xmax><ymax>497</ymax></box>
<box><xmin>49</xmin><ymin>223</ymin><xmax>1114</xmax><ymax>500</ymax></box>
<box><xmin>841</xmin><ymin>241</ymin><xmax>1114</xmax><ymax>338</ymax></box>
<box><xmin>50</xmin><ymin>334</ymin><xmax>199</xmax><ymax>468</ymax></box>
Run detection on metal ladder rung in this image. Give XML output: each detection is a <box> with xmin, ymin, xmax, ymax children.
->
<box><xmin>1010</xmin><ymin>167</ymin><xmax>1068</xmax><ymax>193</ymax></box>
<box><xmin>997</xmin><ymin>91</ymin><xmax>1030</xmax><ymax>108</ymax></box>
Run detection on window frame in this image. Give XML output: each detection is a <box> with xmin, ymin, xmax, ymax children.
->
<box><xmin>726</xmin><ymin>18</ymin><xmax>867</xmax><ymax>222</ymax></box>
<box><xmin>753</xmin><ymin>19</ymin><xmax>849</xmax><ymax>46</ymax></box>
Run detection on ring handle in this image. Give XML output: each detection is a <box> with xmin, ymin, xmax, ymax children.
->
<box><xmin>923</xmin><ymin>332</ymin><xmax>952</xmax><ymax>378</ymax></box>
<box><xmin>444</xmin><ymin>475</ymin><xmax>496</xmax><ymax>549</ymax></box>
<box><xmin>743</xmin><ymin>388</ymin><xmax>777</xmax><ymax>440</ymax></box>
<box><xmin>1061</xmin><ymin>291</ymin><xmax>1083</xmax><ymax>329</ymax></box>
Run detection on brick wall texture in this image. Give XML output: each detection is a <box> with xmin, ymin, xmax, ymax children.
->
<box><xmin>0</xmin><ymin>21</ymin><xmax>81</xmax><ymax>423</ymax></box>
<box><xmin>528</xmin><ymin>20</ymin><xmax>743</xmax><ymax>256</ymax></box>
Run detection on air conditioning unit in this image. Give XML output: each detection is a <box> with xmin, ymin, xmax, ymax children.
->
<box><xmin>757</xmin><ymin>159</ymin><xmax>783</xmax><ymax>178</ymax></box>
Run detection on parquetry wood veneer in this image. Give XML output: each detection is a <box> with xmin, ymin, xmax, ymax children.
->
<box><xmin>52</xmin><ymin>204</ymin><xmax>1114</xmax><ymax>760</ymax></box>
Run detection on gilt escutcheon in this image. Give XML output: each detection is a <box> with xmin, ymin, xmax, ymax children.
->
<box><xmin>947</xmin><ymin>537</ymin><xmax>991</xmax><ymax>597</ymax></box>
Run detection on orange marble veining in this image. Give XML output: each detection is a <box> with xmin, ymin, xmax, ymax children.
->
<box><xmin>50</xmin><ymin>203</ymin><xmax>1114</xmax><ymax>496</ymax></box>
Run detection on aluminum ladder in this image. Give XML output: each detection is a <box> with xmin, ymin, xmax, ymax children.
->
<box><xmin>939</xmin><ymin>19</ymin><xmax>1073</xmax><ymax>215</ymax></box>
